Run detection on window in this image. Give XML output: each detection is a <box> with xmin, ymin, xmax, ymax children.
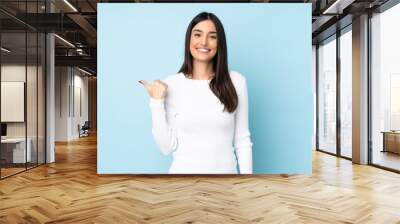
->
<box><xmin>318</xmin><ymin>36</ymin><xmax>337</xmax><ymax>154</ymax></box>
<box><xmin>339</xmin><ymin>28</ymin><xmax>352</xmax><ymax>158</ymax></box>
<box><xmin>371</xmin><ymin>2</ymin><xmax>400</xmax><ymax>171</ymax></box>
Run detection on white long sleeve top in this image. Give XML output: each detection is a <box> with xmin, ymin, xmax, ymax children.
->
<box><xmin>149</xmin><ymin>71</ymin><xmax>253</xmax><ymax>174</ymax></box>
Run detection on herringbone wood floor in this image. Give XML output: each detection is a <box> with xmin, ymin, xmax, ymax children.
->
<box><xmin>1</xmin><ymin>134</ymin><xmax>400</xmax><ymax>224</ymax></box>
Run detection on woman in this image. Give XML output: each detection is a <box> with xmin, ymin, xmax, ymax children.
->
<box><xmin>139</xmin><ymin>12</ymin><xmax>253</xmax><ymax>174</ymax></box>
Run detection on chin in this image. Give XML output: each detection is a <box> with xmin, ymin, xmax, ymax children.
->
<box><xmin>194</xmin><ymin>57</ymin><xmax>213</xmax><ymax>62</ymax></box>
<box><xmin>192</xmin><ymin>54</ymin><xmax>215</xmax><ymax>63</ymax></box>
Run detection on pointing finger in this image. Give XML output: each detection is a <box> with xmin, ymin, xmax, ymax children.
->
<box><xmin>138</xmin><ymin>80</ymin><xmax>151</xmax><ymax>91</ymax></box>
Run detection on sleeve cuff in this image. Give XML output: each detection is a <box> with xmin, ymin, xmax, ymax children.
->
<box><xmin>149</xmin><ymin>98</ymin><xmax>165</xmax><ymax>109</ymax></box>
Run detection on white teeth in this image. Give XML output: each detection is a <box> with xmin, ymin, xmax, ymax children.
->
<box><xmin>197</xmin><ymin>48</ymin><xmax>210</xmax><ymax>53</ymax></box>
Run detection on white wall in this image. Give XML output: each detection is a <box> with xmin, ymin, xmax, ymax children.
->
<box><xmin>70</xmin><ymin>71</ymin><xmax>89</xmax><ymax>139</ymax></box>
<box><xmin>55</xmin><ymin>67</ymin><xmax>89</xmax><ymax>141</ymax></box>
<box><xmin>55</xmin><ymin>66</ymin><xmax>69</xmax><ymax>141</ymax></box>
<box><xmin>1</xmin><ymin>65</ymin><xmax>42</xmax><ymax>137</ymax></box>
<box><xmin>1</xmin><ymin>65</ymin><xmax>26</xmax><ymax>134</ymax></box>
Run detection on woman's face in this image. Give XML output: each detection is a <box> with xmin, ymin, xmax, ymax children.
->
<box><xmin>189</xmin><ymin>20</ymin><xmax>218</xmax><ymax>63</ymax></box>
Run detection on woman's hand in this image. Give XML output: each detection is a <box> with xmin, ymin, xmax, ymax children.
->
<box><xmin>139</xmin><ymin>80</ymin><xmax>168</xmax><ymax>100</ymax></box>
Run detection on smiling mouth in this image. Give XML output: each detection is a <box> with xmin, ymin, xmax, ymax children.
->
<box><xmin>196</xmin><ymin>48</ymin><xmax>211</xmax><ymax>53</ymax></box>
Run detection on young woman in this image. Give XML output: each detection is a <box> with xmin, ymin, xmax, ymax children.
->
<box><xmin>139</xmin><ymin>12</ymin><xmax>253</xmax><ymax>174</ymax></box>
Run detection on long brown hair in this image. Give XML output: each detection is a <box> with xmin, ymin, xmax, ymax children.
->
<box><xmin>178</xmin><ymin>12</ymin><xmax>238</xmax><ymax>113</ymax></box>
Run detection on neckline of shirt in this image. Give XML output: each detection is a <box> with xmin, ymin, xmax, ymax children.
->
<box><xmin>180</xmin><ymin>72</ymin><xmax>212</xmax><ymax>83</ymax></box>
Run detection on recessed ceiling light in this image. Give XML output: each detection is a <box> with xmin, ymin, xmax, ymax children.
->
<box><xmin>63</xmin><ymin>0</ymin><xmax>78</xmax><ymax>12</ymax></box>
<box><xmin>54</xmin><ymin>34</ymin><xmax>75</xmax><ymax>48</ymax></box>
<box><xmin>323</xmin><ymin>0</ymin><xmax>355</xmax><ymax>15</ymax></box>
<box><xmin>1</xmin><ymin>47</ymin><xmax>11</xmax><ymax>53</ymax></box>
<box><xmin>78</xmin><ymin>67</ymin><xmax>93</xmax><ymax>76</ymax></box>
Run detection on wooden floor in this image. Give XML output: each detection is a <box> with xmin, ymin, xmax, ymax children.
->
<box><xmin>373</xmin><ymin>150</ymin><xmax>400</xmax><ymax>171</ymax></box>
<box><xmin>1</xmin><ymin>163</ymin><xmax>45</xmax><ymax>178</ymax></box>
<box><xmin>0</xmin><ymin>167</ymin><xmax>26</xmax><ymax>178</ymax></box>
<box><xmin>1</xmin><ymin>134</ymin><xmax>400</xmax><ymax>223</ymax></box>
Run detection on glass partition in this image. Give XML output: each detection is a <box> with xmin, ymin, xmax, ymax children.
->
<box><xmin>1</xmin><ymin>31</ymin><xmax>28</xmax><ymax>177</ymax></box>
<box><xmin>0</xmin><ymin>1</ymin><xmax>46</xmax><ymax>179</ymax></box>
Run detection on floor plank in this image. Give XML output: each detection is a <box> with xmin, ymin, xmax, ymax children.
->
<box><xmin>1</xmin><ymin>134</ymin><xmax>400</xmax><ymax>223</ymax></box>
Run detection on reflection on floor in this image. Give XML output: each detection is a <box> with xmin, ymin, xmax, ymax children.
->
<box><xmin>341</xmin><ymin>147</ymin><xmax>352</xmax><ymax>158</ymax></box>
<box><xmin>373</xmin><ymin>150</ymin><xmax>400</xmax><ymax>171</ymax></box>
<box><xmin>0</xmin><ymin>163</ymin><xmax>41</xmax><ymax>178</ymax></box>
<box><xmin>0</xmin><ymin>167</ymin><xmax>25</xmax><ymax>178</ymax></box>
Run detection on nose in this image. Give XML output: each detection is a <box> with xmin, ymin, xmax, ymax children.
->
<box><xmin>200</xmin><ymin>36</ymin><xmax>207</xmax><ymax>46</ymax></box>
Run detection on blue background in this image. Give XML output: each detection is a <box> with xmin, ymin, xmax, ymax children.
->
<box><xmin>98</xmin><ymin>3</ymin><xmax>313</xmax><ymax>174</ymax></box>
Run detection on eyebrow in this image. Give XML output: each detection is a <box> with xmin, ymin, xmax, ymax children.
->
<box><xmin>193</xmin><ymin>29</ymin><xmax>217</xmax><ymax>34</ymax></box>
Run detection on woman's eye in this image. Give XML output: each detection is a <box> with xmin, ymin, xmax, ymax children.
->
<box><xmin>194</xmin><ymin>33</ymin><xmax>200</xmax><ymax>37</ymax></box>
<box><xmin>210</xmin><ymin>36</ymin><xmax>217</xmax><ymax>39</ymax></box>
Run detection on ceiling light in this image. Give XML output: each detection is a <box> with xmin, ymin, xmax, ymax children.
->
<box><xmin>78</xmin><ymin>67</ymin><xmax>93</xmax><ymax>76</ymax></box>
<box><xmin>54</xmin><ymin>34</ymin><xmax>75</xmax><ymax>48</ymax></box>
<box><xmin>323</xmin><ymin>0</ymin><xmax>340</xmax><ymax>14</ymax></box>
<box><xmin>1</xmin><ymin>47</ymin><xmax>11</xmax><ymax>53</ymax></box>
<box><xmin>76</xmin><ymin>48</ymin><xmax>85</xmax><ymax>55</ymax></box>
<box><xmin>63</xmin><ymin>0</ymin><xmax>78</xmax><ymax>12</ymax></box>
<box><xmin>322</xmin><ymin>0</ymin><xmax>354</xmax><ymax>15</ymax></box>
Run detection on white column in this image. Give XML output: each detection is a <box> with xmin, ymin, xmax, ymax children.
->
<box><xmin>352</xmin><ymin>14</ymin><xmax>369</xmax><ymax>164</ymax></box>
<box><xmin>46</xmin><ymin>33</ymin><xmax>55</xmax><ymax>163</ymax></box>
<box><xmin>46</xmin><ymin>1</ymin><xmax>55</xmax><ymax>163</ymax></box>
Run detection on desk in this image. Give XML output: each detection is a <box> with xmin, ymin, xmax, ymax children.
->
<box><xmin>1</xmin><ymin>138</ymin><xmax>31</xmax><ymax>163</ymax></box>
<box><xmin>381</xmin><ymin>131</ymin><xmax>400</xmax><ymax>154</ymax></box>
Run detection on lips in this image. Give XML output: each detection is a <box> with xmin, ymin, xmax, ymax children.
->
<box><xmin>196</xmin><ymin>48</ymin><xmax>211</xmax><ymax>53</ymax></box>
